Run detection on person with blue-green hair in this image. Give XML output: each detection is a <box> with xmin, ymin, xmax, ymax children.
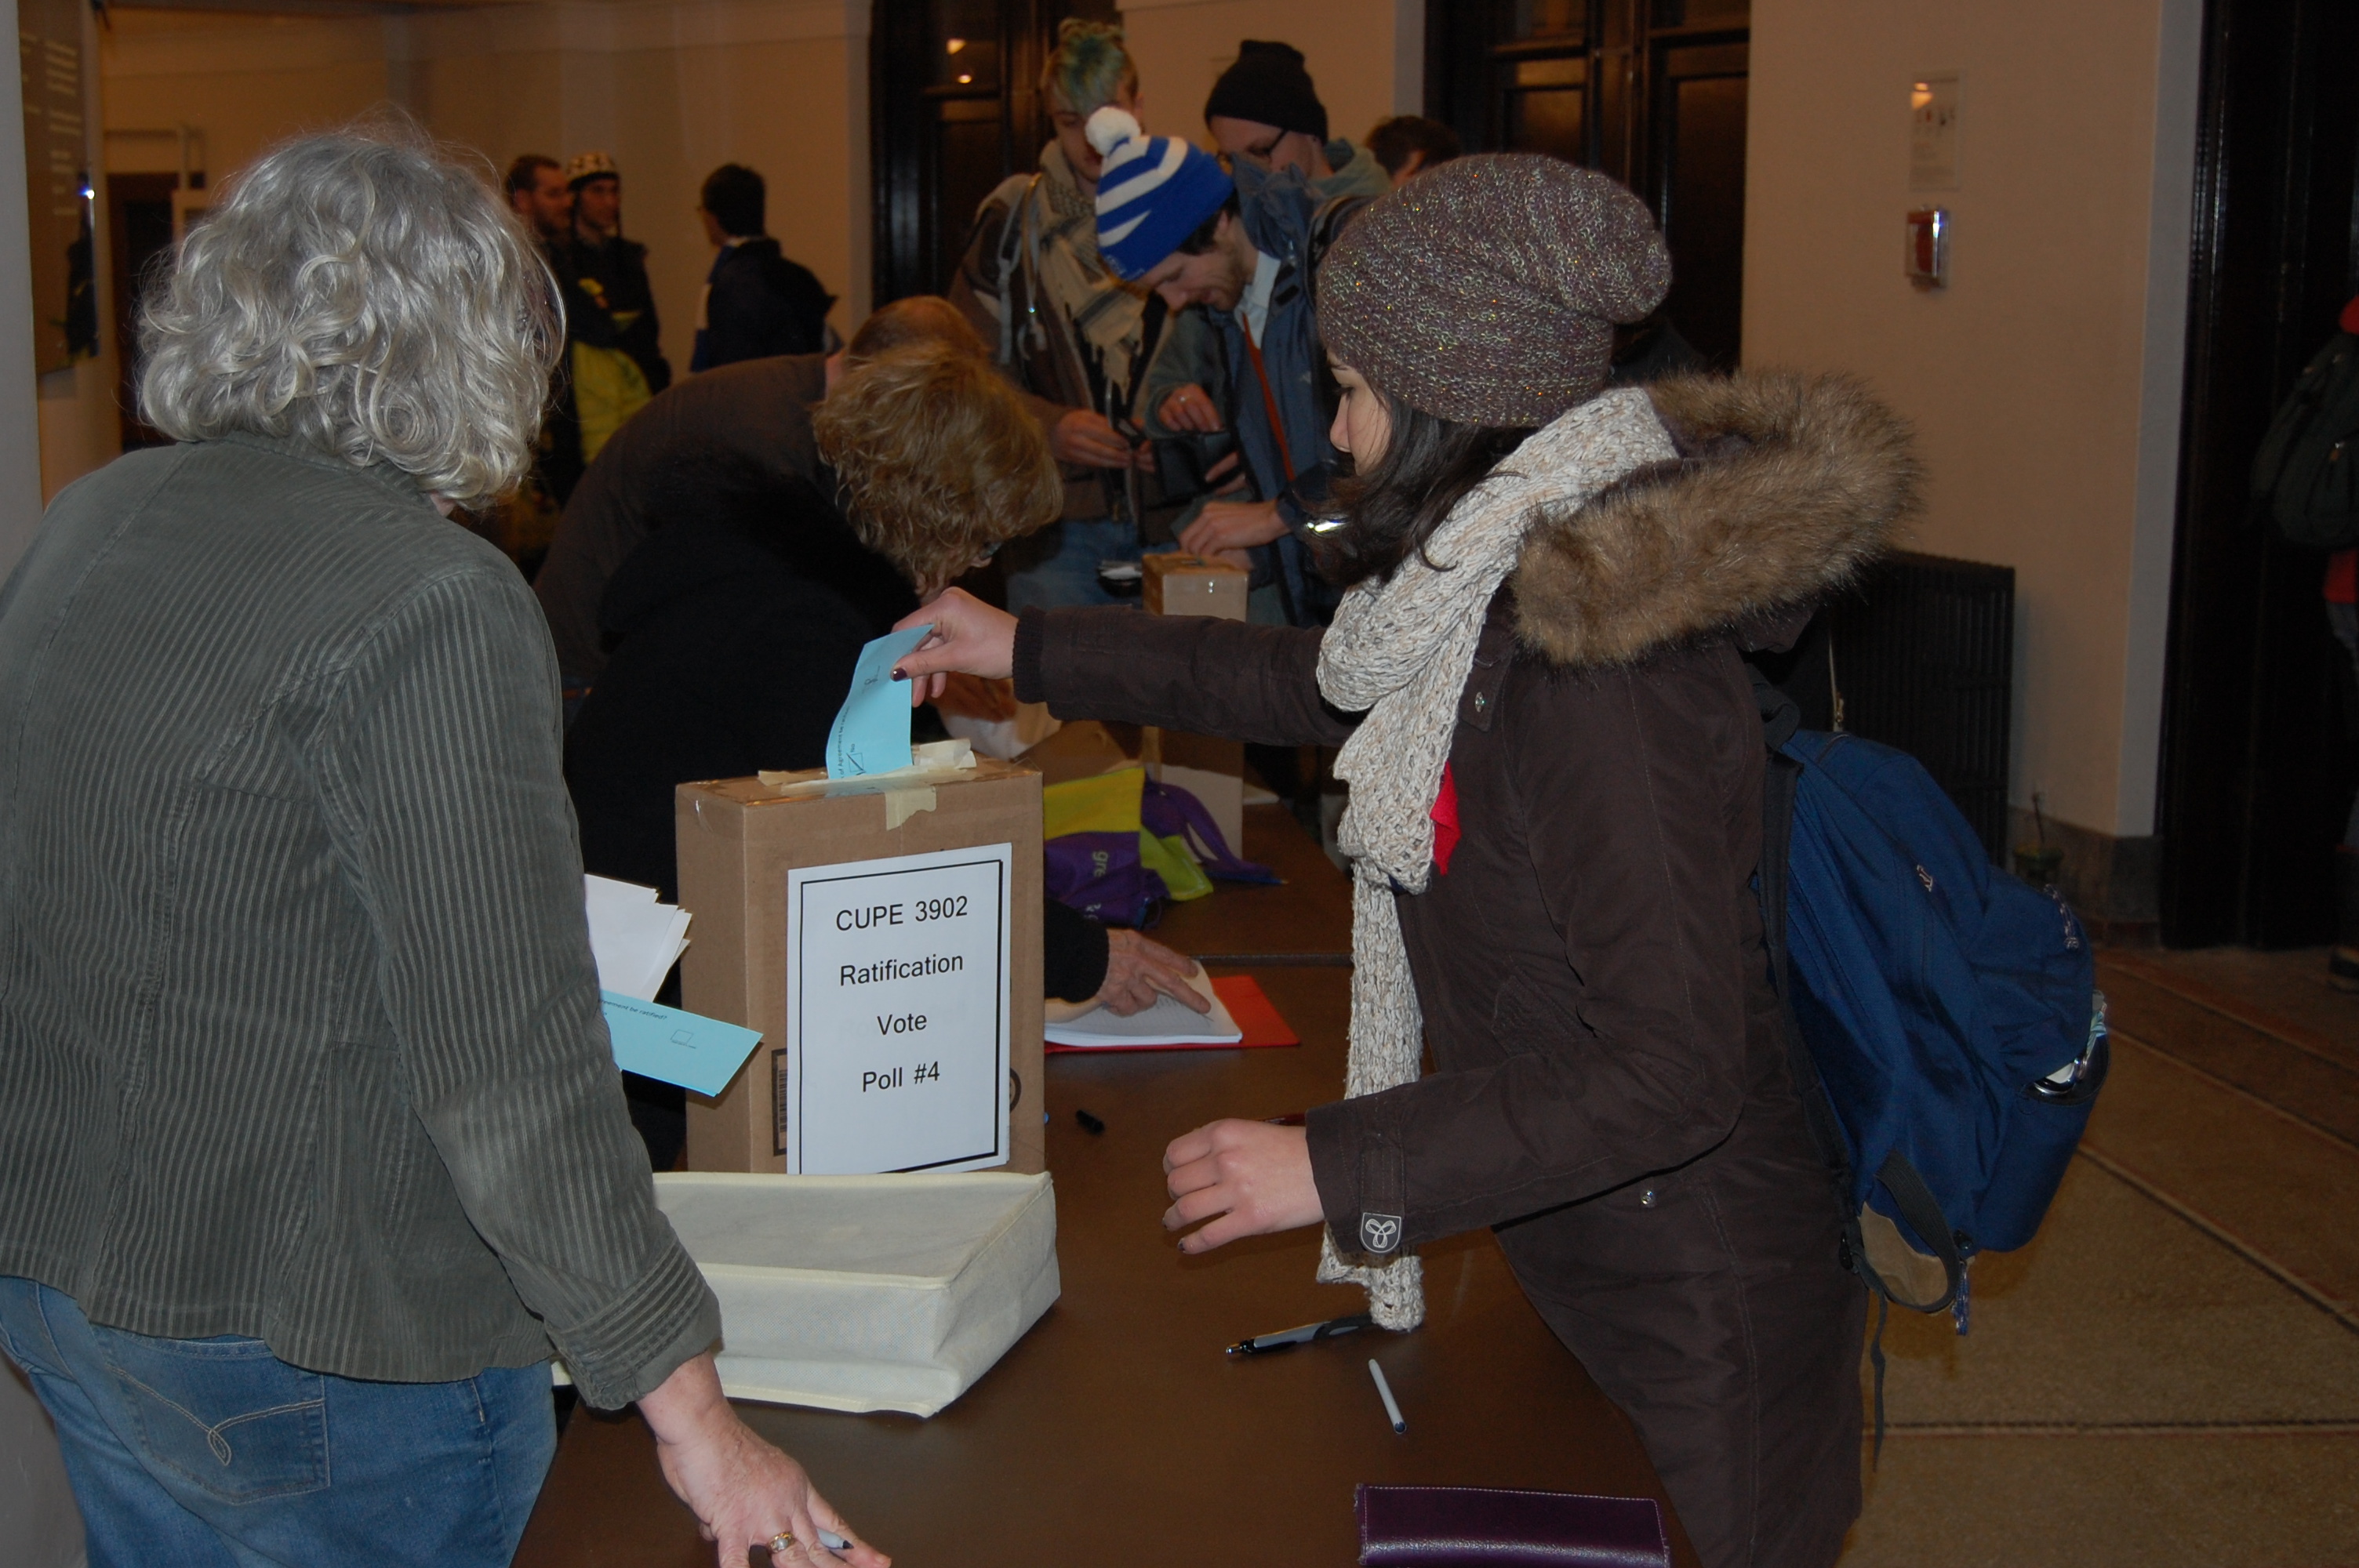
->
<box><xmin>950</xmin><ymin>18</ymin><xmax>1162</xmax><ymax>611</ymax></box>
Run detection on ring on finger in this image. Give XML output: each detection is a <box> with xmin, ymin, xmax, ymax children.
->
<box><xmin>770</xmin><ymin>1531</ymin><xmax>796</xmax><ymax>1555</ymax></box>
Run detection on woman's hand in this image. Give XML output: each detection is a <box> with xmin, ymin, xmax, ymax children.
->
<box><xmin>1161</xmin><ymin>1120</ymin><xmax>1325</xmax><ymax>1254</ymax></box>
<box><xmin>638</xmin><ymin>1353</ymin><xmax>888</xmax><ymax>1568</ymax></box>
<box><xmin>892</xmin><ymin>590</ymin><xmax>1018</xmax><ymax>707</ymax></box>
<box><xmin>1158</xmin><ymin>383</ymin><xmax>1225</xmax><ymax>434</ymax></box>
<box><xmin>1179</xmin><ymin>499</ymin><xmax>1287</xmax><ymax>572</ymax></box>
<box><xmin>1096</xmin><ymin>930</ymin><xmax>1210</xmax><ymax>1017</ymax></box>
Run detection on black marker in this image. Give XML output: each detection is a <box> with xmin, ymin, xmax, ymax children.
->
<box><xmin>1226</xmin><ymin>1312</ymin><xmax>1373</xmax><ymax>1356</ymax></box>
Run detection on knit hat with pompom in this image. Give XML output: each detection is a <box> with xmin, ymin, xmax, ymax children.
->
<box><xmin>1316</xmin><ymin>154</ymin><xmax>1672</xmax><ymax>426</ymax></box>
<box><xmin>1088</xmin><ymin>107</ymin><xmax>1236</xmax><ymax>282</ymax></box>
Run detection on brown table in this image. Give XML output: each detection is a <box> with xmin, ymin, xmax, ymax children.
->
<box><xmin>515</xmin><ymin>810</ymin><xmax>1696</xmax><ymax>1567</ymax></box>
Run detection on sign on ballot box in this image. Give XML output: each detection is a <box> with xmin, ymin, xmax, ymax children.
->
<box><xmin>788</xmin><ymin>844</ymin><xmax>1010</xmax><ymax>1173</ymax></box>
<box><xmin>675</xmin><ymin>760</ymin><xmax>1045</xmax><ymax>1176</ymax></box>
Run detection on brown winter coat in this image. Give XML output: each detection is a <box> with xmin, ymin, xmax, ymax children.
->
<box><xmin>1014</xmin><ymin>372</ymin><xmax>1919</xmax><ymax>1568</ymax></box>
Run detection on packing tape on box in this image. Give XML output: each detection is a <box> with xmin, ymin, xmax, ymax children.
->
<box><xmin>758</xmin><ymin>738</ymin><xmax>975</xmax><ymax>829</ymax></box>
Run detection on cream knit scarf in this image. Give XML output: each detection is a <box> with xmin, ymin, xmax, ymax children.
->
<box><xmin>1029</xmin><ymin>144</ymin><xmax>1149</xmax><ymax>401</ymax></box>
<box><xmin>1311</xmin><ymin>388</ymin><xmax>1676</xmax><ymax>1328</ymax></box>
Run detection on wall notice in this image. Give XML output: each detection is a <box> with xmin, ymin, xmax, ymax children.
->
<box><xmin>784</xmin><ymin>843</ymin><xmax>1012</xmax><ymax>1174</ymax></box>
<box><xmin>1910</xmin><ymin>72</ymin><xmax>1961</xmax><ymax>192</ymax></box>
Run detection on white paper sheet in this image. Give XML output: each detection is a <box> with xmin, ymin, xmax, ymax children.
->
<box><xmin>784</xmin><ymin>843</ymin><xmax>1013</xmax><ymax>1174</ymax></box>
<box><xmin>1042</xmin><ymin>968</ymin><xmax>1241</xmax><ymax>1047</ymax></box>
<box><xmin>583</xmin><ymin>873</ymin><xmax>691</xmax><ymax>1003</ymax></box>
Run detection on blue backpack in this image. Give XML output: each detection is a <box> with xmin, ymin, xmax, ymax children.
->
<box><xmin>1753</xmin><ymin>681</ymin><xmax>2107</xmax><ymax>1435</ymax></box>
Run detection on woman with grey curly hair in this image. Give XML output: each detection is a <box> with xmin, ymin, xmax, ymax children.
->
<box><xmin>0</xmin><ymin>122</ymin><xmax>888</xmax><ymax>1568</ymax></box>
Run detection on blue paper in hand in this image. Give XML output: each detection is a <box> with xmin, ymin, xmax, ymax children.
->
<box><xmin>826</xmin><ymin>623</ymin><xmax>933</xmax><ymax>779</ymax></box>
<box><xmin>601</xmin><ymin>992</ymin><xmax>764</xmax><ymax>1099</ymax></box>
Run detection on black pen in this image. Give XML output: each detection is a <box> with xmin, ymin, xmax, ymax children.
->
<box><xmin>1227</xmin><ymin>1312</ymin><xmax>1373</xmax><ymax>1356</ymax></box>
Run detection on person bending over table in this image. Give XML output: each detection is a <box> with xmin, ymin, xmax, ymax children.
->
<box><xmin>894</xmin><ymin>155</ymin><xmax>1921</xmax><ymax>1568</ymax></box>
<box><xmin>0</xmin><ymin>124</ymin><xmax>884</xmax><ymax>1568</ymax></box>
<box><xmin>563</xmin><ymin>344</ymin><xmax>1207</xmax><ymax>1166</ymax></box>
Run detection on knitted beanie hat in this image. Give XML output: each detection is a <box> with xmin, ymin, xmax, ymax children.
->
<box><xmin>1089</xmin><ymin>107</ymin><xmax>1237</xmax><ymax>281</ymax></box>
<box><xmin>1204</xmin><ymin>40</ymin><xmax>1328</xmax><ymax>141</ymax></box>
<box><xmin>1317</xmin><ymin>154</ymin><xmax>1672</xmax><ymax>426</ymax></box>
<box><xmin>565</xmin><ymin>150</ymin><xmax>618</xmax><ymax>189</ymax></box>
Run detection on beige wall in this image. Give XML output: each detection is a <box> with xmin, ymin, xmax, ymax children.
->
<box><xmin>70</xmin><ymin>0</ymin><xmax>868</xmax><ymax>500</ymax></box>
<box><xmin>100</xmin><ymin>11</ymin><xmax>391</xmax><ymax>186</ymax></box>
<box><xmin>1118</xmin><ymin>0</ymin><xmax>1422</xmax><ymax>152</ymax></box>
<box><xmin>390</xmin><ymin>0</ymin><xmax>871</xmax><ymax>372</ymax></box>
<box><xmin>1746</xmin><ymin>0</ymin><xmax>2201</xmax><ymax>840</ymax></box>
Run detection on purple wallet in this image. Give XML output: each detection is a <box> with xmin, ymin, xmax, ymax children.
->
<box><xmin>1355</xmin><ymin>1485</ymin><xmax>1670</xmax><ymax>1567</ymax></box>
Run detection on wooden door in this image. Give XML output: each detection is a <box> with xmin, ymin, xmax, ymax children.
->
<box><xmin>105</xmin><ymin>172</ymin><xmax>180</xmax><ymax>452</ymax></box>
<box><xmin>1426</xmin><ymin>0</ymin><xmax>1749</xmax><ymax>368</ymax></box>
<box><xmin>2156</xmin><ymin>0</ymin><xmax>2359</xmax><ymax>946</ymax></box>
<box><xmin>871</xmin><ymin>0</ymin><xmax>1116</xmax><ymax>305</ymax></box>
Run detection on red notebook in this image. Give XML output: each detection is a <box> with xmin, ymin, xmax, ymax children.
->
<box><xmin>1045</xmin><ymin>974</ymin><xmax>1299</xmax><ymax>1054</ymax></box>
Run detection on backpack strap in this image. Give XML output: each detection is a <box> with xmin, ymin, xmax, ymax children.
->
<box><xmin>1863</xmin><ymin>1152</ymin><xmax>1966</xmax><ymax>1312</ymax></box>
<box><xmin>1305</xmin><ymin>193</ymin><xmax>1369</xmax><ymax>291</ymax></box>
<box><xmin>1856</xmin><ymin>1150</ymin><xmax>1968</xmax><ymax>1465</ymax></box>
<box><xmin>1753</xmin><ymin>662</ymin><xmax>1907</xmax><ymax>1462</ymax></box>
<box><xmin>983</xmin><ymin>174</ymin><xmax>1043</xmax><ymax>367</ymax></box>
<box><xmin>1748</xmin><ymin>667</ymin><xmax>1856</xmax><ymax>1203</ymax></box>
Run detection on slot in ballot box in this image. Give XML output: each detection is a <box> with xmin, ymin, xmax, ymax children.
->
<box><xmin>675</xmin><ymin>760</ymin><xmax>1045</xmax><ymax>1177</ymax></box>
<box><xmin>1139</xmin><ymin>552</ymin><xmax>1248</xmax><ymax>855</ymax></box>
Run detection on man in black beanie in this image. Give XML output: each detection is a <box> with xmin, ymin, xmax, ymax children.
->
<box><xmin>1144</xmin><ymin>38</ymin><xmax>1390</xmax><ymax>634</ymax></box>
<box><xmin>1205</xmin><ymin>40</ymin><xmax>1336</xmax><ymax>179</ymax></box>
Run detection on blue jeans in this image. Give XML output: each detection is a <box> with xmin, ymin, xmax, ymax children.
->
<box><xmin>0</xmin><ymin>1276</ymin><xmax>555</xmax><ymax>1568</ymax></box>
<box><xmin>1001</xmin><ymin>516</ymin><xmax>1145</xmax><ymax>611</ymax></box>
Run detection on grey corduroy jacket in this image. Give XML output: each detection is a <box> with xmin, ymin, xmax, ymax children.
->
<box><xmin>0</xmin><ymin>434</ymin><xmax>718</xmax><ymax>1409</ymax></box>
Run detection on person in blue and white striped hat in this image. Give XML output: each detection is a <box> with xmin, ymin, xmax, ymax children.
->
<box><xmin>1087</xmin><ymin>107</ymin><xmax>1236</xmax><ymax>285</ymax></box>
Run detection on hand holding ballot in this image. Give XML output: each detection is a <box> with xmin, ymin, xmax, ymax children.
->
<box><xmin>828</xmin><ymin>623</ymin><xmax>936</xmax><ymax>778</ymax></box>
<box><xmin>891</xmin><ymin>589</ymin><xmax>1019</xmax><ymax>706</ymax></box>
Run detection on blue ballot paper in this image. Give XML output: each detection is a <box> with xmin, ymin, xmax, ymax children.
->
<box><xmin>601</xmin><ymin>992</ymin><xmax>764</xmax><ymax>1098</ymax></box>
<box><xmin>827</xmin><ymin>623</ymin><xmax>934</xmax><ymax>779</ymax></box>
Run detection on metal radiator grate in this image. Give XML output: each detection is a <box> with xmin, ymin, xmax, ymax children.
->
<box><xmin>1826</xmin><ymin>550</ymin><xmax>2016</xmax><ymax>863</ymax></box>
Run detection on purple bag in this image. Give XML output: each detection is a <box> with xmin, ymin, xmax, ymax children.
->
<box><xmin>1139</xmin><ymin>779</ymin><xmax>1278</xmax><ymax>884</ymax></box>
<box><xmin>1043</xmin><ymin>832</ymin><xmax>1165</xmax><ymax>927</ymax></box>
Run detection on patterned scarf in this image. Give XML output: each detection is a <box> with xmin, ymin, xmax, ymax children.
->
<box><xmin>1029</xmin><ymin>143</ymin><xmax>1150</xmax><ymax>401</ymax></box>
<box><xmin>1310</xmin><ymin>389</ymin><xmax>1676</xmax><ymax>1328</ymax></box>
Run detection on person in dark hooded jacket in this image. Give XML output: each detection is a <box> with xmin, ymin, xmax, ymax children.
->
<box><xmin>894</xmin><ymin>158</ymin><xmax>1921</xmax><ymax>1568</ymax></box>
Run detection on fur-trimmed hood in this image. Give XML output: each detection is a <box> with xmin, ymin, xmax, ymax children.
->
<box><xmin>1512</xmin><ymin>372</ymin><xmax>1921</xmax><ymax>668</ymax></box>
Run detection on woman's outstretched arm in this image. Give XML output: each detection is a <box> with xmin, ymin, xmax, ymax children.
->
<box><xmin>894</xmin><ymin>589</ymin><xmax>1359</xmax><ymax>748</ymax></box>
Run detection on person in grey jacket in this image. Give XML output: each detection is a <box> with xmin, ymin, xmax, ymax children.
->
<box><xmin>0</xmin><ymin>124</ymin><xmax>887</xmax><ymax>1568</ymax></box>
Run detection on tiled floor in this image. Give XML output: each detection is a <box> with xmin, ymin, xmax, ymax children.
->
<box><xmin>1841</xmin><ymin>947</ymin><xmax>2359</xmax><ymax>1566</ymax></box>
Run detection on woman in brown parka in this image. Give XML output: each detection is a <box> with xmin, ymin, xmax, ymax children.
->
<box><xmin>897</xmin><ymin>155</ymin><xmax>1920</xmax><ymax>1568</ymax></box>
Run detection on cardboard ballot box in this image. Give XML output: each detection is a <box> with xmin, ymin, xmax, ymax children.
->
<box><xmin>1140</xmin><ymin>552</ymin><xmax>1249</xmax><ymax>854</ymax></box>
<box><xmin>1143</xmin><ymin>550</ymin><xmax>1249</xmax><ymax>619</ymax></box>
<box><xmin>675</xmin><ymin>759</ymin><xmax>1045</xmax><ymax>1177</ymax></box>
<box><xmin>650</xmin><ymin>1171</ymin><xmax>1058</xmax><ymax>1417</ymax></box>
